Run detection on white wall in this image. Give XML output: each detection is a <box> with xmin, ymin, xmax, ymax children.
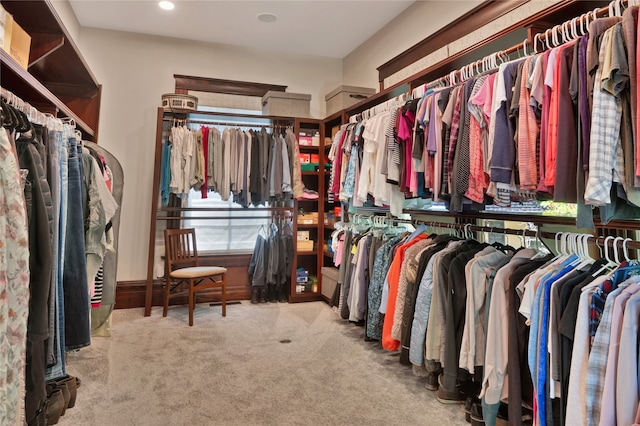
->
<box><xmin>342</xmin><ymin>1</ymin><xmax>483</xmax><ymax>90</ymax></box>
<box><xmin>76</xmin><ymin>27</ymin><xmax>342</xmax><ymax>281</ymax></box>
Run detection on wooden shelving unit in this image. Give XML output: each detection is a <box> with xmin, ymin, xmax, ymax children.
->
<box><xmin>290</xmin><ymin>117</ymin><xmax>324</xmax><ymax>302</ymax></box>
<box><xmin>1</xmin><ymin>0</ymin><xmax>101</xmax><ymax>140</ymax></box>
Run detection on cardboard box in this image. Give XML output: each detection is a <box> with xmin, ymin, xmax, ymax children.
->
<box><xmin>0</xmin><ymin>6</ymin><xmax>11</xmax><ymax>52</ymax></box>
<box><xmin>300</xmin><ymin>163</ymin><xmax>318</xmax><ymax>172</ymax></box>
<box><xmin>297</xmin><ymin>212</ymin><xmax>318</xmax><ymax>225</ymax></box>
<box><xmin>297</xmin><ymin>230</ymin><xmax>310</xmax><ymax>241</ymax></box>
<box><xmin>262</xmin><ymin>91</ymin><xmax>311</xmax><ymax>117</ymax></box>
<box><xmin>8</xmin><ymin>18</ymin><xmax>30</xmax><ymax>69</ymax></box>
<box><xmin>298</xmin><ymin>240</ymin><xmax>314</xmax><ymax>252</ymax></box>
<box><xmin>299</xmin><ymin>136</ymin><xmax>313</xmax><ymax>146</ymax></box>
<box><xmin>325</xmin><ymin>85</ymin><xmax>376</xmax><ymax>116</ymax></box>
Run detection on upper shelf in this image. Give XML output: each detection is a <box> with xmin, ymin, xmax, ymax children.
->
<box><xmin>0</xmin><ymin>0</ymin><xmax>100</xmax><ymax>139</ymax></box>
<box><xmin>0</xmin><ymin>49</ymin><xmax>94</xmax><ymax>137</ymax></box>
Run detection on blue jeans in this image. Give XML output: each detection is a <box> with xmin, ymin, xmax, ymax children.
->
<box><xmin>46</xmin><ymin>130</ymin><xmax>68</xmax><ymax>380</ymax></box>
<box><xmin>63</xmin><ymin>137</ymin><xmax>91</xmax><ymax>350</ymax></box>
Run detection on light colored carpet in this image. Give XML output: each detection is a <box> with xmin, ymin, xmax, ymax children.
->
<box><xmin>61</xmin><ymin>301</ymin><xmax>469</xmax><ymax>426</ymax></box>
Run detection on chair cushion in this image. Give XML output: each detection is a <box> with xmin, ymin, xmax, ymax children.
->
<box><xmin>170</xmin><ymin>266</ymin><xmax>227</xmax><ymax>279</ymax></box>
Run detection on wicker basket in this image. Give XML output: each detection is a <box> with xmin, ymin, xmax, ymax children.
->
<box><xmin>161</xmin><ymin>93</ymin><xmax>198</xmax><ymax>111</ymax></box>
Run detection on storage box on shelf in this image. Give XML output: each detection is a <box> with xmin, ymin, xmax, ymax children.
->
<box><xmin>7</xmin><ymin>17</ymin><xmax>30</xmax><ymax>69</ymax></box>
<box><xmin>325</xmin><ymin>85</ymin><xmax>375</xmax><ymax>117</ymax></box>
<box><xmin>262</xmin><ymin>90</ymin><xmax>311</xmax><ymax>117</ymax></box>
<box><xmin>298</xmin><ymin>240</ymin><xmax>314</xmax><ymax>252</ymax></box>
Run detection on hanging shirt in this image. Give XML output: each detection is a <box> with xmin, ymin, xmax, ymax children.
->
<box><xmin>585</xmin><ymin>27</ymin><xmax>624</xmax><ymax>206</ymax></box>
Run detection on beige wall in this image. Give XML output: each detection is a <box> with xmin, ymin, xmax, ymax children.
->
<box><xmin>50</xmin><ymin>0</ymin><xmax>81</xmax><ymax>43</ymax></box>
<box><xmin>342</xmin><ymin>1</ymin><xmax>483</xmax><ymax>90</ymax></box>
<box><xmin>76</xmin><ymin>27</ymin><xmax>342</xmax><ymax>281</ymax></box>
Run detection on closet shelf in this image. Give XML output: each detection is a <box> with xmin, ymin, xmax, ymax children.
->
<box><xmin>296</xmin><ymin>223</ymin><xmax>319</xmax><ymax>229</ymax></box>
<box><xmin>297</xmin><ymin>251</ymin><xmax>317</xmax><ymax>256</ymax></box>
<box><xmin>0</xmin><ymin>49</ymin><xmax>95</xmax><ymax>138</ymax></box>
<box><xmin>301</xmin><ymin>171</ymin><xmax>320</xmax><ymax>176</ymax></box>
<box><xmin>158</xmin><ymin>206</ymin><xmax>294</xmax><ymax>212</ymax></box>
<box><xmin>324</xmin><ymin>251</ymin><xmax>333</xmax><ymax>258</ymax></box>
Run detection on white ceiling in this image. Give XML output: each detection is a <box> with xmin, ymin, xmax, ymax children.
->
<box><xmin>69</xmin><ymin>0</ymin><xmax>415</xmax><ymax>58</ymax></box>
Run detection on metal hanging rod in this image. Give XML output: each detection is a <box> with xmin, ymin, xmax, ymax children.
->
<box><xmin>162</xmin><ymin>108</ymin><xmax>295</xmax><ymax>121</ymax></box>
<box><xmin>162</xmin><ymin>118</ymin><xmax>292</xmax><ymax>128</ymax></box>
<box><xmin>157</xmin><ymin>215</ymin><xmax>291</xmax><ymax>221</ymax></box>
<box><xmin>159</xmin><ymin>207</ymin><xmax>294</xmax><ymax>212</ymax></box>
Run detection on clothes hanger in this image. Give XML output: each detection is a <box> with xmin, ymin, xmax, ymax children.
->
<box><xmin>622</xmin><ymin>238</ymin><xmax>633</xmax><ymax>262</ymax></box>
<box><xmin>593</xmin><ymin>236</ymin><xmax>617</xmax><ymax>276</ymax></box>
<box><xmin>612</xmin><ymin>236</ymin><xmax>624</xmax><ymax>264</ymax></box>
<box><xmin>519</xmin><ymin>228</ymin><xmax>527</xmax><ymax>248</ymax></box>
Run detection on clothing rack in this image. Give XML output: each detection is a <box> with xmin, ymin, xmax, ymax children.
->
<box><xmin>162</xmin><ymin>117</ymin><xmax>290</xmax><ymax>129</ymax></box>
<box><xmin>413</xmin><ymin>0</ymin><xmax>634</xmax><ymax>91</ymax></box>
<box><xmin>0</xmin><ymin>85</ymin><xmax>63</xmax><ymax>130</ymax></box>
<box><xmin>146</xmin><ymin>107</ymin><xmax>301</xmax><ymax>316</ymax></box>
<box><xmin>351</xmin><ymin>92</ymin><xmax>411</xmax><ymax>121</ymax></box>
<box><xmin>350</xmin><ymin>213</ymin><xmax>640</xmax><ymax>252</ymax></box>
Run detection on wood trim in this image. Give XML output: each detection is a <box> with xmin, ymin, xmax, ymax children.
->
<box><xmin>173</xmin><ymin>75</ymin><xmax>288</xmax><ymax>97</ymax></box>
<box><xmin>28</xmin><ymin>33</ymin><xmax>65</xmax><ymax>67</ymax></box>
<box><xmin>377</xmin><ymin>0</ymin><xmax>530</xmax><ymax>82</ymax></box>
<box><xmin>128</xmin><ymin>253</ymin><xmax>254</xmax><ymax>310</ymax></box>
<box><xmin>382</xmin><ymin>0</ymin><xmax>605</xmax><ymax>90</ymax></box>
<box><xmin>116</xmin><ymin>280</ymin><xmax>250</xmax><ymax>310</ymax></box>
<box><xmin>145</xmin><ymin>107</ymin><xmax>165</xmax><ymax>316</ymax></box>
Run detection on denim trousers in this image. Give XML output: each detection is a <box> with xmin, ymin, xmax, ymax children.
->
<box><xmin>62</xmin><ymin>137</ymin><xmax>91</xmax><ymax>350</ymax></box>
<box><xmin>46</xmin><ymin>129</ymin><xmax>60</xmax><ymax>367</ymax></box>
<box><xmin>46</xmin><ymin>130</ymin><xmax>68</xmax><ymax>380</ymax></box>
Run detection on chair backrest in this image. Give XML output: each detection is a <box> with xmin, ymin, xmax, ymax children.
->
<box><xmin>165</xmin><ymin>228</ymin><xmax>199</xmax><ymax>271</ymax></box>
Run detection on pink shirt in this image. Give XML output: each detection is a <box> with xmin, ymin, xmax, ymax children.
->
<box><xmin>599</xmin><ymin>284</ymin><xmax>640</xmax><ymax>426</ymax></box>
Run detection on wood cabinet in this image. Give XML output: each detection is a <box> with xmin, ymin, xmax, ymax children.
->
<box><xmin>0</xmin><ymin>0</ymin><xmax>100</xmax><ymax>140</ymax></box>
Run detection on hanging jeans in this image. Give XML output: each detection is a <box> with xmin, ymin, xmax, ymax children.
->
<box><xmin>46</xmin><ymin>128</ymin><xmax>60</xmax><ymax>366</ymax></box>
<box><xmin>46</xmin><ymin>130</ymin><xmax>67</xmax><ymax>380</ymax></box>
<box><xmin>63</xmin><ymin>137</ymin><xmax>91</xmax><ymax>350</ymax></box>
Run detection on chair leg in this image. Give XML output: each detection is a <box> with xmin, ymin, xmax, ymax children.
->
<box><xmin>163</xmin><ymin>276</ymin><xmax>171</xmax><ymax>317</ymax></box>
<box><xmin>221</xmin><ymin>275</ymin><xmax>226</xmax><ymax>317</ymax></box>
<box><xmin>189</xmin><ymin>279</ymin><xmax>195</xmax><ymax>326</ymax></box>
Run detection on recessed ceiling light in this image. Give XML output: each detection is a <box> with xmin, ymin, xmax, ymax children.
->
<box><xmin>159</xmin><ymin>1</ymin><xmax>175</xmax><ymax>11</ymax></box>
<box><xmin>257</xmin><ymin>12</ymin><xmax>277</xmax><ymax>23</ymax></box>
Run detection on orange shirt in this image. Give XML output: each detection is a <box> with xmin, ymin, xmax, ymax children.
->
<box><xmin>381</xmin><ymin>234</ymin><xmax>428</xmax><ymax>351</ymax></box>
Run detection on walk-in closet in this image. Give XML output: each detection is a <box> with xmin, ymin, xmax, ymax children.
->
<box><xmin>4</xmin><ymin>0</ymin><xmax>640</xmax><ymax>425</ymax></box>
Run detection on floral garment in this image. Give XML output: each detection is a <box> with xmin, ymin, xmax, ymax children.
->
<box><xmin>0</xmin><ymin>128</ymin><xmax>30</xmax><ymax>425</ymax></box>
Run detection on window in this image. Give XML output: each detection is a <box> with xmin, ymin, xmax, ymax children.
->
<box><xmin>184</xmin><ymin>189</ymin><xmax>269</xmax><ymax>253</ymax></box>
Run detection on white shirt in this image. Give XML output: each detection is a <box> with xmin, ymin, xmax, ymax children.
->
<box><xmin>565</xmin><ymin>276</ymin><xmax>607</xmax><ymax>426</ymax></box>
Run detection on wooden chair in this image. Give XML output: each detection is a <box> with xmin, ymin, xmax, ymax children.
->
<box><xmin>163</xmin><ymin>228</ymin><xmax>227</xmax><ymax>326</ymax></box>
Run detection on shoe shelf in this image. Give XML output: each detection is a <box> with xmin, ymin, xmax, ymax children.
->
<box><xmin>290</xmin><ymin>118</ymin><xmax>324</xmax><ymax>303</ymax></box>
